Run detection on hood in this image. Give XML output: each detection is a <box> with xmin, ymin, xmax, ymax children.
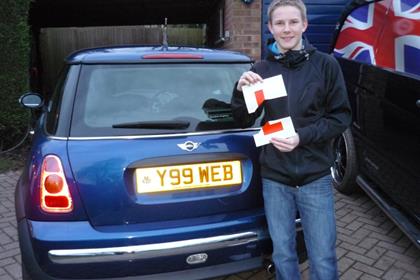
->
<box><xmin>266</xmin><ymin>37</ymin><xmax>316</xmax><ymax>69</ymax></box>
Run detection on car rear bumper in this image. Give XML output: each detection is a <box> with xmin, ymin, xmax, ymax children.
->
<box><xmin>19</xmin><ymin>211</ymin><xmax>306</xmax><ymax>279</ymax></box>
<box><xmin>20</xmin><ymin>217</ymin><xmax>263</xmax><ymax>280</ymax></box>
<box><xmin>48</xmin><ymin>231</ymin><xmax>260</xmax><ymax>265</ymax></box>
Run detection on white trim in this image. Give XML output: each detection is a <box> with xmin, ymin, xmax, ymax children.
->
<box><xmin>48</xmin><ymin>128</ymin><xmax>260</xmax><ymax>141</ymax></box>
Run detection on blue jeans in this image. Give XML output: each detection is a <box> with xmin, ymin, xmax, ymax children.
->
<box><xmin>262</xmin><ymin>175</ymin><xmax>338</xmax><ymax>280</ymax></box>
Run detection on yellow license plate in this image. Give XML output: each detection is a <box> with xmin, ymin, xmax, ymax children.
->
<box><xmin>136</xmin><ymin>160</ymin><xmax>242</xmax><ymax>193</ymax></box>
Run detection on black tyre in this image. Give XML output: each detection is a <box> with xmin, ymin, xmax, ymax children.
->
<box><xmin>331</xmin><ymin>128</ymin><xmax>358</xmax><ymax>194</ymax></box>
<box><xmin>21</xmin><ymin>262</ymin><xmax>32</xmax><ymax>280</ymax></box>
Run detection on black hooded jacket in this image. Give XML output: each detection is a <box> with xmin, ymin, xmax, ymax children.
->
<box><xmin>231</xmin><ymin>39</ymin><xmax>352</xmax><ymax>186</ymax></box>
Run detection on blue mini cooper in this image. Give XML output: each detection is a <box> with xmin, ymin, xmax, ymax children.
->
<box><xmin>16</xmin><ymin>46</ymin><xmax>305</xmax><ymax>279</ymax></box>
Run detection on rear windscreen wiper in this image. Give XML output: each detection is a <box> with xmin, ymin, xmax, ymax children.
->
<box><xmin>112</xmin><ymin>120</ymin><xmax>190</xmax><ymax>129</ymax></box>
<box><xmin>205</xmin><ymin>108</ymin><xmax>233</xmax><ymax>120</ymax></box>
<box><xmin>202</xmin><ymin>98</ymin><xmax>233</xmax><ymax>120</ymax></box>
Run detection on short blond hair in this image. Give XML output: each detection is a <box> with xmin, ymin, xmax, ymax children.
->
<box><xmin>267</xmin><ymin>0</ymin><xmax>307</xmax><ymax>22</ymax></box>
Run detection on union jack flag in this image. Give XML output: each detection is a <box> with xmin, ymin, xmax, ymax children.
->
<box><xmin>334</xmin><ymin>0</ymin><xmax>420</xmax><ymax>77</ymax></box>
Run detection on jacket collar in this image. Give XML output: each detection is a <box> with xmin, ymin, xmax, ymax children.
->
<box><xmin>266</xmin><ymin>37</ymin><xmax>316</xmax><ymax>68</ymax></box>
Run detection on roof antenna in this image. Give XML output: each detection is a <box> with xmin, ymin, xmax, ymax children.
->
<box><xmin>162</xmin><ymin>17</ymin><xmax>168</xmax><ymax>50</ymax></box>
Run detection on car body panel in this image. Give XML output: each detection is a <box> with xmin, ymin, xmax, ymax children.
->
<box><xmin>25</xmin><ymin>215</ymin><xmax>269</xmax><ymax>278</ymax></box>
<box><xmin>332</xmin><ymin>0</ymin><xmax>420</xmax><ymax>247</ymax></box>
<box><xmin>67</xmin><ymin>133</ymin><xmax>263</xmax><ymax>226</ymax></box>
<box><xmin>67</xmin><ymin>46</ymin><xmax>253</xmax><ymax>64</ymax></box>
<box><xmin>17</xmin><ymin>46</ymin><xmax>307</xmax><ymax>279</ymax></box>
<box><xmin>339</xmin><ymin>58</ymin><xmax>420</xmax><ymax>222</ymax></box>
<box><xmin>18</xmin><ymin>218</ymin><xmax>270</xmax><ymax>279</ymax></box>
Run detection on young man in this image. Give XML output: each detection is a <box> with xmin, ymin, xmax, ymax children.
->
<box><xmin>231</xmin><ymin>0</ymin><xmax>351</xmax><ymax>279</ymax></box>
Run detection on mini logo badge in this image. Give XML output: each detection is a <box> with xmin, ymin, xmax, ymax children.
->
<box><xmin>177</xmin><ymin>141</ymin><xmax>200</xmax><ymax>152</ymax></box>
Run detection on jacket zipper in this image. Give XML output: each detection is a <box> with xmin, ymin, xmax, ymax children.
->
<box><xmin>285</xmin><ymin>68</ymin><xmax>300</xmax><ymax>186</ymax></box>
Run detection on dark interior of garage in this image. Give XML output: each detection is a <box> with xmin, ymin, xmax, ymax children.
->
<box><xmin>28</xmin><ymin>0</ymin><xmax>225</xmax><ymax>93</ymax></box>
<box><xmin>29</xmin><ymin>0</ymin><xmax>221</xmax><ymax>27</ymax></box>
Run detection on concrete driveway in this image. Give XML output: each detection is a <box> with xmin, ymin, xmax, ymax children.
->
<box><xmin>1</xmin><ymin>170</ymin><xmax>419</xmax><ymax>280</ymax></box>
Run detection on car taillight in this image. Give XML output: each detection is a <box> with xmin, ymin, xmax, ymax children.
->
<box><xmin>40</xmin><ymin>155</ymin><xmax>73</xmax><ymax>213</ymax></box>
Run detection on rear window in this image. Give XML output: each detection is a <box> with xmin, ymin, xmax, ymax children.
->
<box><xmin>71</xmin><ymin>63</ymin><xmax>252</xmax><ymax>136</ymax></box>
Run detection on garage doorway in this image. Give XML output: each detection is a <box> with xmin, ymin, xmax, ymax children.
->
<box><xmin>29</xmin><ymin>0</ymin><xmax>224</xmax><ymax>93</ymax></box>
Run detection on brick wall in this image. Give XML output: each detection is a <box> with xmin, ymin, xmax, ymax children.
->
<box><xmin>223</xmin><ymin>0</ymin><xmax>262</xmax><ymax>60</ymax></box>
